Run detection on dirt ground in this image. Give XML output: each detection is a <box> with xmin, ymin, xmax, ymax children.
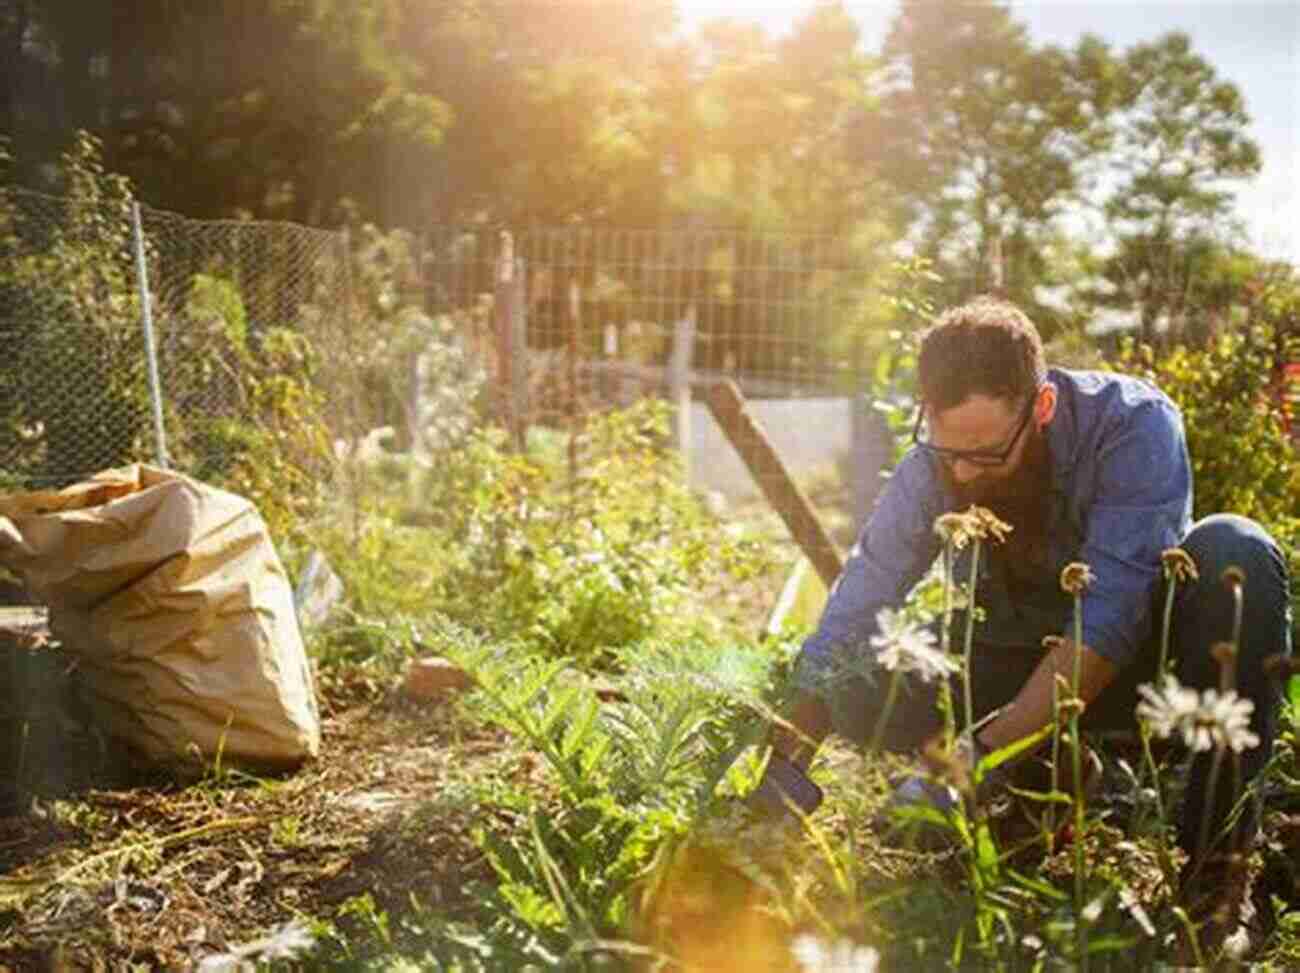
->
<box><xmin>0</xmin><ymin>642</ymin><xmax>512</xmax><ymax>970</ymax></box>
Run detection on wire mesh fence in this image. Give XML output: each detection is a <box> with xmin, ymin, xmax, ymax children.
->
<box><xmin>16</xmin><ymin>194</ymin><xmax>1291</xmax><ymax>548</ymax></box>
<box><xmin>421</xmin><ymin>225</ymin><xmax>887</xmax><ymax>530</ymax></box>
<box><xmin>2</xmin><ymin>192</ymin><xmax>885</xmax><ymax>526</ymax></box>
<box><xmin>0</xmin><ymin>187</ymin><xmax>354</xmax><ymax>494</ymax></box>
<box><xmin>0</xmin><ymin>188</ymin><xmax>154</xmax><ymax>487</ymax></box>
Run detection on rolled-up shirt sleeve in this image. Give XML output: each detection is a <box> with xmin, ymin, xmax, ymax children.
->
<box><xmin>793</xmin><ymin>448</ymin><xmax>943</xmax><ymax>692</ymax></box>
<box><xmin>1073</xmin><ymin>399</ymin><xmax>1192</xmax><ymax>668</ymax></box>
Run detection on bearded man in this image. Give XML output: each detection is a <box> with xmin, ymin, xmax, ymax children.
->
<box><xmin>748</xmin><ymin>296</ymin><xmax>1291</xmax><ymax>954</ymax></box>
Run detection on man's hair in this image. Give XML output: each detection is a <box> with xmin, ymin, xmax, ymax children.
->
<box><xmin>916</xmin><ymin>296</ymin><xmax>1047</xmax><ymax>412</ymax></box>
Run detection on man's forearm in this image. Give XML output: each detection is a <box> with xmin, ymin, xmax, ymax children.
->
<box><xmin>977</xmin><ymin>640</ymin><xmax>1118</xmax><ymax>752</ymax></box>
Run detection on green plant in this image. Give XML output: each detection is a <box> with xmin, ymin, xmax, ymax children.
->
<box><xmin>432</xmin><ymin>619</ymin><xmax>776</xmax><ymax>964</ymax></box>
<box><xmin>169</xmin><ymin>280</ymin><xmax>333</xmax><ymax>540</ymax></box>
<box><xmin>1111</xmin><ymin>326</ymin><xmax>1300</xmax><ymax>614</ymax></box>
<box><xmin>420</xmin><ymin>401</ymin><xmax>772</xmax><ymax>665</ymax></box>
<box><xmin>0</xmin><ymin>133</ymin><xmax>150</xmax><ymax>486</ymax></box>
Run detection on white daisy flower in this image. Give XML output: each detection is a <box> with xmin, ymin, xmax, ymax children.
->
<box><xmin>1136</xmin><ymin>676</ymin><xmax>1199</xmax><ymax>739</ymax></box>
<box><xmin>791</xmin><ymin>934</ymin><xmax>881</xmax><ymax>973</ymax></box>
<box><xmin>1192</xmin><ymin>688</ymin><xmax>1260</xmax><ymax>753</ymax></box>
<box><xmin>1136</xmin><ymin>677</ymin><xmax>1260</xmax><ymax>753</ymax></box>
<box><xmin>870</xmin><ymin>608</ymin><xmax>957</xmax><ymax>683</ymax></box>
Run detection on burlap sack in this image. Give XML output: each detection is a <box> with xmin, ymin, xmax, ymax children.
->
<box><xmin>0</xmin><ymin>465</ymin><xmax>320</xmax><ymax>773</ymax></box>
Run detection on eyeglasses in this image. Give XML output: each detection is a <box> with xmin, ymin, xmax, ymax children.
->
<box><xmin>912</xmin><ymin>390</ymin><xmax>1038</xmax><ymax>468</ymax></box>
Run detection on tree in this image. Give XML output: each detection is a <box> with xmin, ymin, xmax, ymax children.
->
<box><xmin>5</xmin><ymin>0</ymin><xmax>451</xmax><ymax>225</ymax></box>
<box><xmin>415</xmin><ymin>0</ymin><xmax>675</xmax><ymax>226</ymax></box>
<box><xmin>869</xmin><ymin>0</ymin><xmax>1116</xmax><ymax>335</ymax></box>
<box><xmin>1095</xmin><ymin>32</ymin><xmax>1261</xmax><ymax>345</ymax></box>
<box><xmin>639</xmin><ymin>4</ymin><xmax>902</xmax><ymax>377</ymax></box>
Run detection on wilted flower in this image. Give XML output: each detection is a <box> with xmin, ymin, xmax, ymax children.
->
<box><xmin>1161</xmin><ymin>547</ymin><xmax>1199</xmax><ymax>584</ymax></box>
<box><xmin>933</xmin><ymin>506</ymin><xmax>1012</xmax><ymax>549</ymax></box>
<box><xmin>1221</xmin><ymin>565</ymin><xmax>1246</xmax><ymax>591</ymax></box>
<box><xmin>1136</xmin><ymin>677</ymin><xmax>1260</xmax><ymax>753</ymax></box>
<box><xmin>870</xmin><ymin>609</ymin><xmax>957</xmax><ymax>683</ymax></box>
<box><xmin>791</xmin><ymin>934</ymin><xmax>881</xmax><ymax>973</ymax></box>
<box><xmin>1264</xmin><ymin>653</ymin><xmax>1300</xmax><ymax>680</ymax></box>
<box><xmin>970</xmin><ymin>506</ymin><xmax>1013</xmax><ymax>544</ymax></box>
<box><xmin>1057</xmin><ymin>697</ymin><xmax>1086</xmax><ymax>721</ymax></box>
<box><xmin>1060</xmin><ymin>562</ymin><xmax>1094</xmax><ymax>596</ymax></box>
<box><xmin>1211</xmin><ymin>641</ymin><xmax>1238</xmax><ymax>670</ymax></box>
<box><xmin>934</xmin><ymin>511</ymin><xmax>976</xmax><ymax>549</ymax></box>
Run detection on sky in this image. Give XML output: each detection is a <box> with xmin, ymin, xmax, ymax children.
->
<box><xmin>677</xmin><ymin>1</ymin><xmax>1300</xmax><ymax>263</ymax></box>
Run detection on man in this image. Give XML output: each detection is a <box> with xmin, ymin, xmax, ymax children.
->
<box><xmin>750</xmin><ymin>296</ymin><xmax>1291</xmax><ymax>946</ymax></box>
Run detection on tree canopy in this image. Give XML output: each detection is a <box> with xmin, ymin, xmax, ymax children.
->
<box><xmin>2</xmin><ymin>0</ymin><xmax>1278</xmax><ymax>349</ymax></box>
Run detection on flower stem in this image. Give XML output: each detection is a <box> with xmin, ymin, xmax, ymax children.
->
<box><xmin>1071</xmin><ymin>590</ymin><xmax>1088</xmax><ymax>971</ymax></box>
<box><xmin>1194</xmin><ymin>744</ymin><xmax>1227</xmax><ymax>873</ymax></box>
<box><xmin>1226</xmin><ymin>576</ymin><xmax>1243</xmax><ymax>691</ymax></box>
<box><xmin>962</xmin><ymin>539</ymin><xmax>981</xmax><ymax>743</ymax></box>
<box><xmin>940</xmin><ymin>543</ymin><xmax>956</xmax><ymax>748</ymax></box>
<box><xmin>1140</xmin><ymin>725</ymin><xmax>1178</xmax><ymax>893</ymax></box>
<box><xmin>1047</xmin><ymin>675</ymin><xmax>1061</xmax><ymax>850</ymax></box>
<box><xmin>869</xmin><ymin>671</ymin><xmax>901</xmax><ymax>755</ymax></box>
<box><xmin>1158</xmin><ymin>571</ymin><xmax>1178</xmax><ymax>676</ymax></box>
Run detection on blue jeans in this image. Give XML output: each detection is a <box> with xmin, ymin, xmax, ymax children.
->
<box><xmin>826</xmin><ymin>514</ymin><xmax>1292</xmax><ymax>861</ymax></box>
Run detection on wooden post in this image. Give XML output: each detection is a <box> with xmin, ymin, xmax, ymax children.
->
<box><xmin>851</xmin><ymin>395</ymin><xmax>890</xmax><ymax>528</ymax></box>
<box><xmin>603</xmin><ymin>323</ymin><xmax>619</xmax><ymax>405</ymax></box>
<box><xmin>494</xmin><ymin>232</ymin><xmax>527</xmax><ymax>451</ymax></box>
<box><xmin>510</xmin><ymin>255</ymin><xmax>528</xmax><ymax>448</ymax></box>
<box><xmin>668</xmin><ymin>305</ymin><xmax>696</xmax><ymax>478</ymax></box>
<box><xmin>568</xmin><ymin>277</ymin><xmax>582</xmax><ymax>490</ymax></box>
<box><xmin>707</xmin><ymin>380</ymin><xmax>844</xmax><ymax>589</ymax></box>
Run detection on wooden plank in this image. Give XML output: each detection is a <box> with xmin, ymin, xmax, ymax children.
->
<box><xmin>706</xmin><ymin>380</ymin><xmax>844</xmax><ymax>590</ymax></box>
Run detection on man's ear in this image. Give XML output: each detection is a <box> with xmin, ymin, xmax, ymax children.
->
<box><xmin>1035</xmin><ymin>382</ymin><xmax>1058</xmax><ymax>429</ymax></box>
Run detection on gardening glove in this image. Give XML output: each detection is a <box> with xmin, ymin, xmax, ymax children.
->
<box><xmin>744</xmin><ymin>750</ymin><xmax>824</xmax><ymax>823</ymax></box>
<box><xmin>878</xmin><ymin>733</ymin><xmax>1005</xmax><ymax>825</ymax></box>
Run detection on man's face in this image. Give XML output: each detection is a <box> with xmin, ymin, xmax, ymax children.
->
<box><xmin>926</xmin><ymin>392</ymin><xmax>1050</xmax><ymax>512</ymax></box>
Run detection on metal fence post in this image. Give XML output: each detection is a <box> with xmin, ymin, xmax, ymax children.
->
<box><xmin>130</xmin><ymin>201</ymin><xmax>169</xmax><ymax>468</ymax></box>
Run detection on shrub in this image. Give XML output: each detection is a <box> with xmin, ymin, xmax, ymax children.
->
<box><xmin>423</xmin><ymin>400</ymin><xmax>771</xmax><ymax>665</ymax></box>
<box><xmin>1110</xmin><ymin>326</ymin><xmax>1300</xmax><ymax>586</ymax></box>
<box><xmin>0</xmin><ymin>134</ymin><xmax>151</xmax><ymax>485</ymax></box>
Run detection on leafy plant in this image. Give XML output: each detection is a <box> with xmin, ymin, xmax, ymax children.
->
<box><xmin>431</xmin><ymin>619</ymin><xmax>776</xmax><ymax>964</ymax></box>
<box><xmin>1111</xmin><ymin>325</ymin><xmax>1300</xmax><ymax>597</ymax></box>
<box><xmin>0</xmin><ymin>133</ymin><xmax>150</xmax><ymax>486</ymax></box>
<box><xmin>419</xmin><ymin>400</ymin><xmax>772</xmax><ymax>665</ymax></box>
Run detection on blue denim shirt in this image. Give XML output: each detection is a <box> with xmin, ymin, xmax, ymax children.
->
<box><xmin>796</xmin><ymin>368</ymin><xmax>1193</xmax><ymax>685</ymax></box>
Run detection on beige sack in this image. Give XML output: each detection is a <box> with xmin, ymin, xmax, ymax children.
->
<box><xmin>0</xmin><ymin>465</ymin><xmax>320</xmax><ymax>773</ymax></box>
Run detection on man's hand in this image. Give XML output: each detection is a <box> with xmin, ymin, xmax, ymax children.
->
<box><xmin>768</xmin><ymin>691</ymin><xmax>831</xmax><ymax>772</ymax></box>
<box><xmin>976</xmin><ymin>638</ymin><xmax>1117</xmax><ymax>753</ymax></box>
<box><xmin>745</xmin><ymin>750</ymin><xmax>824</xmax><ymax>822</ymax></box>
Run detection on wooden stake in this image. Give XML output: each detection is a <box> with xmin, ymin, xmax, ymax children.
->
<box><xmin>706</xmin><ymin>380</ymin><xmax>844</xmax><ymax>589</ymax></box>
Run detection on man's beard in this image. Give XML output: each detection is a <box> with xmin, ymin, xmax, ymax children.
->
<box><xmin>944</xmin><ymin>427</ymin><xmax>1052</xmax><ymax>546</ymax></box>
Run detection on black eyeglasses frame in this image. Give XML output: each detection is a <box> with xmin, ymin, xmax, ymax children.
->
<box><xmin>911</xmin><ymin>389</ymin><xmax>1039</xmax><ymax>468</ymax></box>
